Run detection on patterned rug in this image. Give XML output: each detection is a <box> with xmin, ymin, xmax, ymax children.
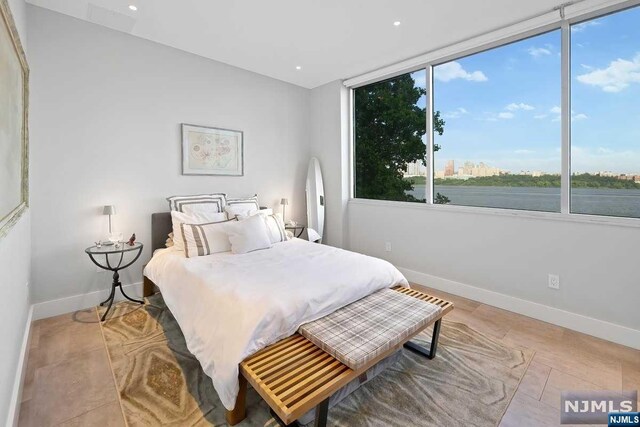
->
<box><xmin>99</xmin><ymin>294</ymin><xmax>533</xmax><ymax>426</ymax></box>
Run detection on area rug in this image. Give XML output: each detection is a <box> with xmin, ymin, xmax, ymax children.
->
<box><xmin>99</xmin><ymin>294</ymin><xmax>533</xmax><ymax>427</ymax></box>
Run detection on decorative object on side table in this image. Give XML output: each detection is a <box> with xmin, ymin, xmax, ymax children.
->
<box><xmin>127</xmin><ymin>233</ymin><xmax>136</xmax><ymax>246</ymax></box>
<box><xmin>0</xmin><ymin>0</ymin><xmax>29</xmax><ymax>242</ymax></box>
<box><xmin>181</xmin><ymin>124</ymin><xmax>244</xmax><ymax>176</ymax></box>
<box><xmin>85</xmin><ymin>242</ymin><xmax>144</xmax><ymax>321</ymax></box>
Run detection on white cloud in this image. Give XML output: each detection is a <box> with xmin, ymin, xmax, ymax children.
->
<box><xmin>549</xmin><ymin>106</ymin><xmax>588</xmax><ymax>122</ymax></box>
<box><xmin>506</xmin><ymin>102</ymin><xmax>534</xmax><ymax>111</ymax></box>
<box><xmin>534</xmin><ymin>114</ymin><xmax>548</xmax><ymax>119</ymax></box>
<box><xmin>434</xmin><ymin>61</ymin><xmax>488</xmax><ymax>82</ymax></box>
<box><xmin>576</xmin><ymin>54</ymin><xmax>640</xmax><ymax>93</ymax></box>
<box><xmin>443</xmin><ymin>107</ymin><xmax>469</xmax><ymax>119</ymax></box>
<box><xmin>412</xmin><ymin>73</ymin><xmax>427</xmax><ymax>88</ymax></box>
<box><xmin>580</xmin><ymin>64</ymin><xmax>593</xmax><ymax>71</ymax></box>
<box><xmin>515</xmin><ymin>149</ymin><xmax>535</xmax><ymax>154</ymax></box>
<box><xmin>528</xmin><ymin>47</ymin><xmax>551</xmax><ymax>57</ymax></box>
<box><xmin>498</xmin><ymin>112</ymin><xmax>514</xmax><ymax>119</ymax></box>
<box><xmin>572</xmin><ymin>145</ymin><xmax>640</xmax><ymax>174</ymax></box>
<box><xmin>571</xmin><ymin>20</ymin><xmax>601</xmax><ymax>33</ymax></box>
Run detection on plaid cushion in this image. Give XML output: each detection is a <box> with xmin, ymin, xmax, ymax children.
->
<box><xmin>299</xmin><ymin>288</ymin><xmax>442</xmax><ymax>370</ymax></box>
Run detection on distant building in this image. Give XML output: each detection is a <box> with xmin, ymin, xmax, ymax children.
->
<box><xmin>404</xmin><ymin>161</ymin><xmax>427</xmax><ymax>177</ymax></box>
<box><xmin>444</xmin><ymin>160</ymin><xmax>455</xmax><ymax>176</ymax></box>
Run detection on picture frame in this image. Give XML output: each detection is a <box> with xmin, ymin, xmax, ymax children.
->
<box><xmin>0</xmin><ymin>0</ymin><xmax>29</xmax><ymax>241</ymax></box>
<box><xmin>181</xmin><ymin>123</ymin><xmax>244</xmax><ymax>176</ymax></box>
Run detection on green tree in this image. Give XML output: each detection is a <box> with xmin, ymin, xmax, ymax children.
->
<box><xmin>354</xmin><ymin>73</ymin><xmax>445</xmax><ymax>202</ymax></box>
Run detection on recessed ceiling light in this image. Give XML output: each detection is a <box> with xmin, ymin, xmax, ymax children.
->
<box><xmin>129</xmin><ymin>5</ymin><xmax>138</xmax><ymax>11</ymax></box>
<box><xmin>296</xmin><ymin>66</ymin><xmax>302</xmax><ymax>70</ymax></box>
<box><xmin>393</xmin><ymin>21</ymin><xmax>401</xmax><ymax>26</ymax></box>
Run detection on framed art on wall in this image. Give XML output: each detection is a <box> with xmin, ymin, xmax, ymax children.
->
<box><xmin>0</xmin><ymin>0</ymin><xmax>29</xmax><ymax>241</ymax></box>
<box><xmin>182</xmin><ymin>124</ymin><xmax>244</xmax><ymax>176</ymax></box>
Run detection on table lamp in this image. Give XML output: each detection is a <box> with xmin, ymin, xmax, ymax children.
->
<box><xmin>103</xmin><ymin>205</ymin><xmax>116</xmax><ymax>233</ymax></box>
<box><xmin>280</xmin><ymin>198</ymin><xmax>288</xmax><ymax>222</ymax></box>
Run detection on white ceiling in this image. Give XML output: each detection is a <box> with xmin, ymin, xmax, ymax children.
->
<box><xmin>26</xmin><ymin>0</ymin><xmax>566</xmax><ymax>88</ymax></box>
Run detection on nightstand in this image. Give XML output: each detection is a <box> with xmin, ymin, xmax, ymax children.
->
<box><xmin>285</xmin><ymin>224</ymin><xmax>306</xmax><ymax>238</ymax></box>
<box><xmin>85</xmin><ymin>242</ymin><xmax>144</xmax><ymax>321</ymax></box>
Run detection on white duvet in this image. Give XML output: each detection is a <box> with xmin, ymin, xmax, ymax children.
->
<box><xmin>143</xmin><ymin>238</ymin><xmax>408</xmax><ymax>410</ymax></box>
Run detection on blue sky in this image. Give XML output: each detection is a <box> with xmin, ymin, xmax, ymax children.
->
<box><xmin>422</xmin><ymin>5</ymin><xmax>640</xmax><ymax>174</ymax></box>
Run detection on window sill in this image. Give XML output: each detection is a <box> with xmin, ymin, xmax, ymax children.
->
<box><xmin>348</xmin><ymin>197</ymin><xmax>640</xmax><ymax>228</ymax></box>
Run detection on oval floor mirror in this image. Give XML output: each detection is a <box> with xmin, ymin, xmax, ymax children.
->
<box><xmin>305</xmin><ymin>157</ymin><xmax>325</xmax><ymax>243</ymax></box>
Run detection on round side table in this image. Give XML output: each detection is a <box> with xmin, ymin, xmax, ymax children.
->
<box><xmin>285</xmin><ymin>224</ymin><xmax>306</xmax><ymax>238</ymax></box>
<box><xmin>85</xmin><ymin>242</ymin><xmax>144</xmax><ymax>321</ymax></box>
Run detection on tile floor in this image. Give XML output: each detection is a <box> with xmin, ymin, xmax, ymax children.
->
<box><xmin>18</xmin><ymin>285</ymin><xmax>640</xmax><ymax>426</ymax></box>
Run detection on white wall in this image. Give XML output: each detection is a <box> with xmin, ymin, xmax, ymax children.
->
<box><xmin>1</xmin><ymin>0</ymin><xmax>31</xmax><ymax>423</ymax></box>
<box><xmin>309</xmin><ymin>81</ymin><xmax>350</xmax><ymax>248</ymax></box>
<box><xmin>28</xmin><ymin>6</ymin><xmax>310</xmax><ymax>304</ymax></box>
<box><xmin>349</xmin><ymin>201</ymin><xmax>640</xmax><ymax>345</ymax></box>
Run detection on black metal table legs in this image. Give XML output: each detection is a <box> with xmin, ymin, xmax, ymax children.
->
<box><xmin>99</xmin><ymin>269</ymin><xmax>144</xmax><ymax>321</ymax></box>
<box><xmin>269</xmin><ymin>398</ymin><xmax>329</xmax><ymax>427</ymax></box>
<box><xmin>403</xmin><ymin>319</ymin><xmax>442</xmax><ymax>359</ymax></box>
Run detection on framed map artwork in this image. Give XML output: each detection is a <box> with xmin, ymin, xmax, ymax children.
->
<box><xmin>181</xmin><ymin>124</ymin><xmax>243</xmax><ymax>176</ymax></box>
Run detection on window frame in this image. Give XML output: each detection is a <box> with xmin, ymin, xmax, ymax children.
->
<box><xmin>349</xmin><ymin>0</ymin><xmax>640</xmax><ymax>226</ymax></box>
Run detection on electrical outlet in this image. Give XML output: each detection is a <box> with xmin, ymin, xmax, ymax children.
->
<box><xmin>385</xmin><ymin>242</ymin><xmax>392</xmax><ymax>252</ymax></box>
<box><xmin>548</xmin><ymin>274</ymin><xmax>560</xmax><ymax>290</ymax></box>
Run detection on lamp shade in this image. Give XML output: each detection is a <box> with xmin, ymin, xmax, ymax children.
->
<box><xmin>103</xmin><ymin>205</ymin><xmax>116</xmax><ymax>215</ymax></box>
<box><xmin>280</xmin><ymin>198</ymin><xmax>289</xmax><ymax>206</ymax></box>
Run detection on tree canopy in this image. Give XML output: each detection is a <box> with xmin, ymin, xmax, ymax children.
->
<box><xmin>354</xmin><ymin>73</ymin><xmax>445</xmax><ymax>203</ymax></box>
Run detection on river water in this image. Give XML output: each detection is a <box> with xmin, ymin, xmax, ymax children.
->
<box><xmin>406</xmin><ymin>185</ymin><xmax>640</xmax><ymax>218</ymax></box>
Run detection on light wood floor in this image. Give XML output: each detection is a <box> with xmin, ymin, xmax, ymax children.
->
<box><xmin>18</xmin><ymin>285</ymin><xmax>640</xmax><ymax>426</ymax></box>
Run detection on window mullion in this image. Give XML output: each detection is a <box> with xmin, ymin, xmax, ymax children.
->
<box><xmin>561</xmin><ymin>20</ymin><xmax>571</xmax><ymax>215</ymax></box>
<box><xmin>426</xmin><ymin>65</ymin><xmax>434</xmax><ymax>204</ymax></box>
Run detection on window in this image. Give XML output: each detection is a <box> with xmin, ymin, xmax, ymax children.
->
<box><xmin>352</xmin><ymin>3</ymin><xmax>640</xmax><ymax>221</ymax></box>
<box><xmin>570</xmin><ymin>7</ymin><xmax>640</xmax><ymax>218</ymax></box>
<box><xmin>354</xmin><ymin>70</ymin><xmax>427</xmax><ymax>202</ymax></box>
<box><xmin>433</xmin><ymin>30</ymin><xmax>561</xmax><ymax>212</ymax></box>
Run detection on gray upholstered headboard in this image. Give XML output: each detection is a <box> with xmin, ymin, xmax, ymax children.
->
<box><xmin>151</xmin><ymin>212</ymin><xmax>172</xmax><ymax>252</ymax></box>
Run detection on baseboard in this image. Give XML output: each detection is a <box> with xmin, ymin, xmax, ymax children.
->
<box><xmin>399</xmin><ymin>267</ymin><xmax>640</xmax><ymax>350</ymax></box>
<box><xmin>32</xmin><ymin>282</ymin><xmax>143</xmax><ymax>321</ymax></box>
<box><xmin>6</xmin><ymin>305</ymin><xmax>33</xmax><ymax>427</ymax></box>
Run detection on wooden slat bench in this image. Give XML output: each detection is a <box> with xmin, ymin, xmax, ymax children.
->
<box><xmin>226</xmin><ymin>286</ymin><xmax>454</xmax><ymax>426</ymax></box>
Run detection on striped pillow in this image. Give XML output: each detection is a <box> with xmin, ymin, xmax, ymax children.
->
<box><xmin>225</xmin><ymin>195</ymin><xmax>260</xmax><ymax>218</ymax></box>
<box><xmin>167</xmin><ymin>193</ymin><xmax>227</xmax><ymax>214</ymax></box>
<box><xmin>180</xmin><ymin>218</ymin><xmax>236</xmax><ymax>258</ymax></box>
<box><xmin>262</xmin><ymin>213</ymin><xmax>288</xmax><ymax>244</ymax></box>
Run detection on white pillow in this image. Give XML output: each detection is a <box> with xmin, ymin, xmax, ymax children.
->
<box><xmin>171</xmin><ymin>211</ymin><xmax>227</xmax><ymax>252</ymax></box>
<box><xmin>225</xmin><ymin>195</ymin><xmax>260</xmax><ymax>218</ymax></box>
<box><xmin>223</xmin><ymin>214</ymin><xmax>272</xmax><ymax>254</ymax></box>
<box><xmin>167</xmin><ymin>193</ymin><xmax>226</xmax><ymax>214</ymax></box>
<box><xmin>233</xmin><ymin>208</ymin><xmax>273</xmax><ymax>220</ymax></box>
<box><xmin>261</xmin><ymin>212</ymin><xmax>288</xmax><ymax>244</ymax></box>
<box><xmin>225</xmin><ymin>204</ymin><xmax>259</xmax><ymax>219</ymax></box>
<box><xmin>181</xmin><ymin>218</ymin><xmax>237</xmax><ymax>258</ymax></box>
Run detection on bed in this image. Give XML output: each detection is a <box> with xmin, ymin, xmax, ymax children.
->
<box><xmin>143</xmin><ymin>212</ymin><xmax>409</xmax><ymax>414</ymax></box>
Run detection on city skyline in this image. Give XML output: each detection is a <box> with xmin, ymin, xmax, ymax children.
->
<box><xmin>405</xmin><ymin>158</ymin><xmax>640</xmax><ymax>180</ymax></box>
